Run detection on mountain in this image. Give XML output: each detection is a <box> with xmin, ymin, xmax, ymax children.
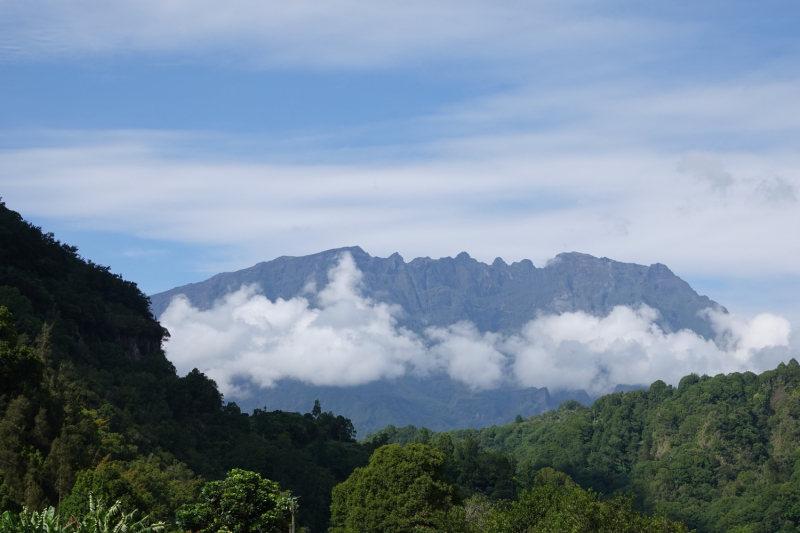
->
<box><xmin>150</xmin><ymin>247</ymin><xmax>724</xmax><ymax>434</ymax></box>
<box><xmin>150</xmin><ymin>246</ymin><xmax>722</xmax><ymax>338</ymax></box>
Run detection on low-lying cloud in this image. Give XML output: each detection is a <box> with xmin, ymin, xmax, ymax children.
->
<box><xmin>510</xmin><ymin>306</ymin><xmax>791</xmax><ymax>394</ymax></box>
<box><xmin>162</xmin><ymin>254</ymin><xmax>427</xmax><ymax>396</ymax></box>
<box><xmin>161</xmin><ymin>254</ymin><xmax>795</xmax><ymax>398</ymax></box>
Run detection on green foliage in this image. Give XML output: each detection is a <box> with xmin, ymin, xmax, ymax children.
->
<box><xmin>367</xmin><ymin>427</ymin><xmax>517</xmax><ymax>502</ymax></box>
<box><xmin>0</xmin><ymin>287</ymin><xmax>42</xmax><ymax>345</ymax></box>
<box><xmin>73</xmin><ymin>495</ymin><xmax>165</xmax><ymax>533</ymax></box>
<box><xmin>61</xmin><ymin>455</ymin><xmax>201</xmax><ymax>522</ymax></box>
<box><xmin>433</xmin><ymin>494</ymin><xmax>494</xmax><ymax>533</ymax></box>
<box><xmin>369</xmin><ymin>365</ymin><xmax>800</xmax><ymax>532</ymax></box>
<box><xmin>0</xmin><ymin>204</ymin><xmax>371</xmax><ymax>531</ymax></box>
<box><xmin>0</xmin><ymin>475</ymin><xmax>18</xmax><ymax>515</ymax></box>
<box><xmin>487</xmin><ymin>468</ymin><xmax>689</xmax><ymax>533</ymax></box>
<box><xmin>329</xmin><ymin>444</ymin><xmax>457</xmax><ymax>533</ymax></box>
<box><xmin>0</xmin><ymin>495</ymin><xmax>164</xmax><ymax>533</ymax></box>
<box><xmin>331</xmin><ymin>449</ymin><xmax>689</xmax><ymax>533</ymax></box>
<box><xmin>367</xmin><ymin>425</ymin><xmax>421</xmax><ymax>446</ymax></box>
<box><xmin>176</xmin><ymin>469</ymin><xmax>290</xmax><ymax>533</ymax></box>
<box><xmin>1</xmin><ymin>506</ymin><xmax>64</xmax><ymax>533</ymax></box>
<box><xmin>445</xmin><ymin>362</ymin><xmax>800</xmax><ymax>532</ymax></box>
<box><xmin>0</xmin><ymin>307</ymin><xmax>44</xmax><ymax>399</ymax></box>
<box><xmin>449</xmin><ymin>435</ymin><xmax>516</xmax><ymax>501</ymax></box>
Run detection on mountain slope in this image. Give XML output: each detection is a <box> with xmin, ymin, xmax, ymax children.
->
<box><xmin>150</xmin><ymin>246</ymin><xmax>722</xmax><ymax>338</ymax></box>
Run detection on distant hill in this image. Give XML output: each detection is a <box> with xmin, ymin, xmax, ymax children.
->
<box><xmin>232</xmin><ymin>375</ymin><xmax>594</xmax><ymax>436</ymax></box>
<box><xmin>150</xmin><ymin>247</ymin><xmax>723</xmax><ymax>433</ymax></box>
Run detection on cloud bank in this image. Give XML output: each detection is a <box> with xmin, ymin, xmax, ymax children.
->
<box><xmin>161</xmin><ymin>254</ymin><xmax>795</xmax><ymax>398</ymax></box>
<box><xmin>4</xmin><ymin>135</ymin><xmax>800</xmax><ymax>285</ymax></box>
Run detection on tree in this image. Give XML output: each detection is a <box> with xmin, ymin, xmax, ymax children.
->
<box><xmin>488</xmin><ymin>468</ymin><xmax>690</xmax><ymax>533</ymax></box>
<box><xmin>176</xmin><ymin>469</ymin><xmax>291</xmax><ymax>533</ymax></box>
<box><xmin>61</xmin><ymin>456</ymin><xmax>201</xmax><ymax>522</ymax></box>
<box><xmin>0</xmin><ymin>307</ymin><xmax>43</xmax><ymax>399</ymax></box>
<box><xmin>329</xmin><ymin>444</ymin><xmax>457</xmax><ymax>533</ymax></box>
<box><xmin>414</xmin><ymin>428</ymin><xmax>433</xmax><ymax>445</ymax></box>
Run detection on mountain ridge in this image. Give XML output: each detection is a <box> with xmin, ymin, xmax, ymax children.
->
<box><xmin>150</xmin><ymin>246</ymin><xmax>723</xmax><ymax>339</ymax></box>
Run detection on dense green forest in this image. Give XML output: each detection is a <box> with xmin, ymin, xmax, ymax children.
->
<box><xmin>0</xmin><ymin>201</ymin><xmax>376</xmax><ymax>531</ymax></box>
<box><xmin>328</xmin><ymin>443</ymin><xmax>688</xmax><ymax>533</ymax></box>
<box><xmin>373</xmin><ymin>363</ymin><xmax>800</xmax><ymax>532</ymax></box>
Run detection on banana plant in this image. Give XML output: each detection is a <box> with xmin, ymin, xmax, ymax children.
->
<box><xmin>1</xmin><ymin>494</ymin><xmax>164</xmax><ymax>533</ymax></box>
<box><xmin>72</xmin><ymin>495</ymin><xmax>165</xmax><ymax>533</ymax></box>
<box><xmin>1</xmin><ymin>506</ymin><xmax>63</xmax><ymax>533</ymax></box>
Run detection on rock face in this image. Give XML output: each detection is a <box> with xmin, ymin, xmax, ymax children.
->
<box><xmin>149</xmin><ymin>247</ymin><xmax>723</xmax><ymax>433</ymax></box>
<box><xmin>150</xmin><ymin>246</ymin><xmax>722</xmax><ymax>338</ymax></box>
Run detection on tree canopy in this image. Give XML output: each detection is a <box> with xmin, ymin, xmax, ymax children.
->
<box><xmin>443</xmin><ymin>362</ymin><xmax>800</xmax><ymax>532</ymax></box>
<box><xmin>487</xmin><ymin>468</ymin><xmax>689</xmax><ymax>533</ymax></box>
<box><xmin>329</xmin><ymin>444</ymin><xmax>456</xmax><ymax>533</ymax></box>
<box><xmin>176</xmin><ymin>469</ymin><xmax>291</xmax><ymax>533</ymax></box>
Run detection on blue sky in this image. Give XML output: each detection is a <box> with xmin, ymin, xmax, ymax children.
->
<box><xmin>2</xmin><ymin>0</ymin><xmax>800</xmax><ymax>324</ymax></box>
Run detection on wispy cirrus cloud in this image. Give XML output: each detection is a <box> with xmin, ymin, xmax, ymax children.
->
<box><xmin>2</xmin><ymin>130</ymin><xmax>799</xmax><ymax>284</ymax></box>
<box><xmin>0</xmin><ymin>0</ymin><xmax>677</xmax><ymax>69</ymax></box>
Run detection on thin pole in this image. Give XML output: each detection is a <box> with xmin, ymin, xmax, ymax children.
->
<box><xmin>290</xmin><ymin>499</ymin><xmax>296</xmax><ymax>533</ymax></box>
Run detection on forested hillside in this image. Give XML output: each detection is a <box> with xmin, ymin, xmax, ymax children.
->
<box><xmin>379</xmin><ymin>362</ymin><xmax>800</xmax><ymax>532</ymax></box>
<box><xmin>0</xmin><ymin>201</ymin><xmax>375</xmax><ymax>531</ymax></box>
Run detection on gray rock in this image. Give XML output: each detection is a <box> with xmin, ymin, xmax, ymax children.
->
<box><xmin>150</xmin><ymin>246</ymin><xmax>722</xmax><ymax>338</ymax></box>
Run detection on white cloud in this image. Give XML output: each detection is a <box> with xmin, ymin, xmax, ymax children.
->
<box><xmin>756</xmin><ymin>176</ymin><xmax>797</xmax><ymax>204</ymax></box>
<box><xmin>161</xmin><ymin>254</ymin><xmax>796</xmax><ymax>398</ymax></box>
<box><xmin>161</xmin><ymin>253</ymin><xmax>428</xmax><ymax>395</ymax></box>
<box><xmin>677</xmin><ymin>151</ymin><xmax>735</xmax><ymax>192</ymax></box>
<box><xmin>0</xmin><ymin>0</ymin><xmax>668</xmax><ymax>68</ymax></box>
<box><xmin>426</xmin><ymin>323</ymin><xmax>507</xmax><ymax>390</ymax></box>
<box><xmin>509</xmin><ymin>306</ymin><xmax>791</xmax><ymax>395</ymax></box>
<box><xmin>2</xmin><ymin>133</ymin><xmax>800</xmax><ymax>282</ymax></box>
